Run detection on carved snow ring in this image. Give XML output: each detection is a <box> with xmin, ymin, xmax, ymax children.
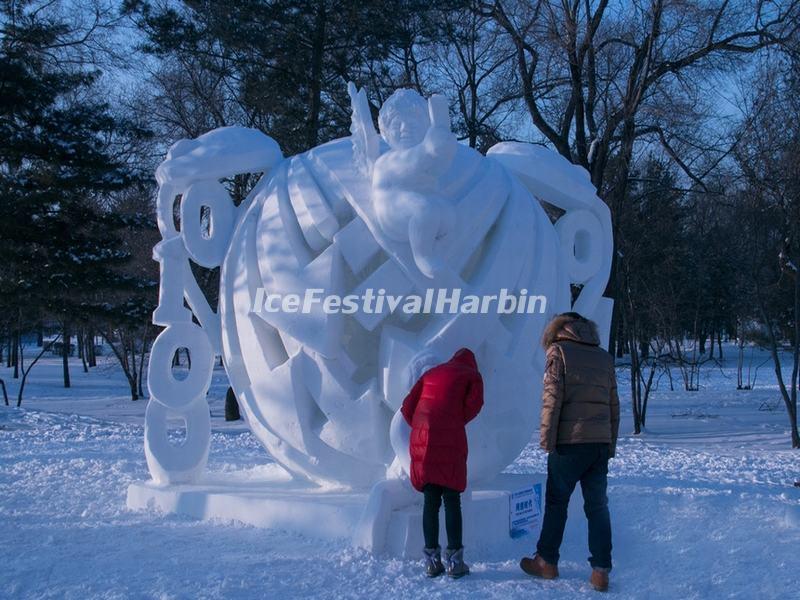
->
<box><xmin>144</xmin><ymin>396</ymin><xmax>211</xmax><ymax>485</ymax></box>
<box><xmin>148</xmin><ymin>322</ymin><xmax>214</xmax><ymax>411</ymax></box>
<box><xmin>180</xmin><ymin>180</ymin><xmax>237</xmax><ymax>268</ymax></box>
<box><xmin>555</xmin><ymin>209</ymin><xmax>605</xmax><ymax>284</ymax></box>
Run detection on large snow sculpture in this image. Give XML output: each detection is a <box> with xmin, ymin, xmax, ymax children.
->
<box><xmin>144</xmin><ymin>83</ymin><xmax>613</xmax><ymax>490</ymax></box>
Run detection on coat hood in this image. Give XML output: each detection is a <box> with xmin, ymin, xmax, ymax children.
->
<box><xmin>541</xmin><ymin>314</ymin><xmax>600</xmax><ymax>348</ymax></box>
<box><xmin>450</xmin><ymin>347</ymin><xmax>478</xmax><ymax>370</ymax></box>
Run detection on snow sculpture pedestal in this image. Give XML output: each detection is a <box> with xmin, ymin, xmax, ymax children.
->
<box><xmin>126</xmin><ymin>472</ymin><xmax>544</xmax><ymax>560</ymax></box>
<box><xmin>126</xmin><ymin>477</ymin><xmax>366</xmax><ymax>541</ymax></box>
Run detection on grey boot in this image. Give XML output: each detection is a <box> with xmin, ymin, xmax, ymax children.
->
<box><xmin>424</xmin><ymin>547</ymin><xmax>445</xmax><ymax>578</ymax></box>
<box><xmin>445</xmin><ymin>547</ymin><xmax>470</xmax><ymax>579</ymax></box>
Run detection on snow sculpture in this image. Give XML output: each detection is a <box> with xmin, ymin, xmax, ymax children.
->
<box><xmin>144</xmin><ymin>84</ymin><xmax>614</xmax><ymax>490</ymax></box>
<box><xmin>144</xmin><ymin>127</ymin><xmax>283</xmax><ymax>484</ymax></box>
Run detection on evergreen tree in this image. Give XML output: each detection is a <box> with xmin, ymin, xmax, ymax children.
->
<box><xmin>0</xmin><ymin>0</ymin><xmax>149</xmax><ymax>388</ymax></box>
<box><xmin>124</xmin><ymin>0</ymin><xmax>464</xmax><ymax>154</ymax></box>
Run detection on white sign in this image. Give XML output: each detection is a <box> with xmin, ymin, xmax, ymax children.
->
<box><xmin>509</xmin><ymin>483</ymin><xmax>542</xmax><ymax>539</ymax></box>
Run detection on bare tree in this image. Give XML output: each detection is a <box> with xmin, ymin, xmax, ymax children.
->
<box><xmin>734</xmin><ymin>62</ymin><xmax>800</xmax><ymax>447</ymax></box>
<box><xmin>431</xmin><ymin>1</ymin><xmax>521</xmax><ymax>149</ymax></box>
<box><xmin>100</xmin><ymin>325</ymin><xmax>152</xmax><ymax>401</ymax></box>
<box><xmin>482</xmin><ymin>0</ymin><xmax>798</xmax><ymax>189</ymax></box>
<box><xmin>16</xmin><ymin>336</ymin><xmax>61</xmax><ymax>407</ymax></box>
<box><xmin>480</xmin><ymin>0</ymin><xmax>799</xmax><ymax>434</ymax></box>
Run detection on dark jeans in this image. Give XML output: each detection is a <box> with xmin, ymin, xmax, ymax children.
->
<box><xmin>422</xmin><ymin>484</ymin><xmax>463</xmax><ymax>550</ymax></box>
<box><xmin>536</xmin><ymin>443</ymin><xmax>612</xmax><ymax>570</ymax></box>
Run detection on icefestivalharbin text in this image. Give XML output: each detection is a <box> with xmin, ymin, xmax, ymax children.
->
<box><xmin>251</xmin><ymin>288</ymin><xmax>549</xmax><ymax>315</ymax></box>
<box><xmin>143</xmin><ymin>82</ymin><xmax>614</xmax><ymax>488</ymax></box>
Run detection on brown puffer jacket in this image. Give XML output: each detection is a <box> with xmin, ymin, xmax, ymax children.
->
<box><xmin>539</xmin><ymin>315</ymin><xmax>620</xmax><ymax>456</ymax></box>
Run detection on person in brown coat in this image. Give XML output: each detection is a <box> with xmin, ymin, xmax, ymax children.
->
<box><xmin>520</xmin><ymin>312</ymin><xmax>619</xmax><ymax>592</ymax></box>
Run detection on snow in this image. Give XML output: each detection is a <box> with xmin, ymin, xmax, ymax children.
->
<box><xmin>2</xmin><ymin>345</ymin><xmax>799</xmax><ymax>598</ymax></box>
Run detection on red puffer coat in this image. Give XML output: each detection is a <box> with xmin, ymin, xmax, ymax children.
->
<box><xmin>400</xmin><ymin>348</ymin><xmax>484</xmax><ymax>492</ymax></box>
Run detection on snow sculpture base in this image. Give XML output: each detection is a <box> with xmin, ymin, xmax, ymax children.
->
<box><xmin>126</xmin><ymin>473</ymin><xmax>544</xmax><ymax>559</ymax></box>
<box><xmin>126</xmin><ymin>477</ymin><xmax>365</xmax><ymax>540</ymax></box>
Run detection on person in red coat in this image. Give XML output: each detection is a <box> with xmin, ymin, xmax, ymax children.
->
<box><xmin>401</xmin><ymin>347</ymin><xmax>484</xmax><ymax>579</ymax></box>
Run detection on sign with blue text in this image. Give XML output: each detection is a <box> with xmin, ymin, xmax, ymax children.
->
<box><xmin>509</xmin><ymin>483</ymin><xmax>542</xmax><ymax>539</ymax></box>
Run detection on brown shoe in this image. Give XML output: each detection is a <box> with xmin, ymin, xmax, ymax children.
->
<box><xmin>590</xmin><ymin>568</ymin><xmax>609</xmax><ymax>592</ymax></box>
<box><xmin>520</xmin><ymin>554</ymin><xmax>559</xmax><ymax>579</ymax></box>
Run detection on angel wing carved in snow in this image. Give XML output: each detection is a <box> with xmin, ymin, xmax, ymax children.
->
<box><xmin>347</xmin><ymin>82</ymin><xmax>382</xmax><ymax>178</ymax></box>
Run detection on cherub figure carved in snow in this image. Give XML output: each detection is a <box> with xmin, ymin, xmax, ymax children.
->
<box><xmin>371</xmin><ymin>89</ymin><xmax>457</xmax><ymax>277</ymax></box>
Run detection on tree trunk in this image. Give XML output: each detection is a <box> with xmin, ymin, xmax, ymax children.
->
<box><xmin>129</xmin><ymin>338</ymin><xmax>139</xmax><ymax>401</ymax></box>
<box><xmin>100</xmin><ymin>330</ymin><xmax>140</xmax><ymax>401</ymax></box>
<box><xmin>78</xmin><ymin>329</ymin><xmax>88</xmax><ymax>373</ymax></box>
<box><xmin>606</xmin><ymin>116</ymin><xmax>637</xmax><ymax>362</ymax></box>
<box><xmin>623</xmin><ymin>298</ymin><xmax>642</xmax><ymax>434</ymax></box>
<box><xmin>641</xmin><ymin>361</ymin><xmax>657</xmax><ymax>428</ymax></box>
<box><xmin>756</xmin><ymin>281</ymin><xmax>798</xmax><ymax>447</ymax></box>
<box><xmin>306</xmin><ymin>1</ymin><xmax>327</xmax><ymax>149</ymax></box>
<box><xmin>789</xmin><ymin>404</ymin><xmax>800</xmax><ymax>448</ymax></box>
<box><xmin>137</xmin><ymin>324</ymin><xmax>149</xmax><ymax>399</ymax></box>
<box><xmin>614</xmin><ymin>304</ymin><xmax>625</xmax><ymax>357</ymax></box>
<box><xmin>16</xmin><ymin>337</ymin><xmax>59</xmax><ymax>407</ymax></box>
<box><xmin>87</xmin><ymin>328</ymin><xmax>97</xmax><ymax>367</ymax></box>
<box><xmin>225</xmin><ymin>386</ymin><xmax>241</xmax><ymax>421</ymax></box>
<box><xmin>62</xmin><ymin>320</ymin><xmax>71</xmax><ymax>389</ymax></box>
<box><xmin>122</xmin><ymin>336</ymin><xmax>137</xmax><ymax>401</ymax></box>
<box><xmin>630</xmin><ymin>353</ymin><xmax>642</xmax><ymax>433</ymax></box>
<box><xmin>737</xmin><ymin>332</ymin><xmax>746</xmax><ymax>389</ymax></box>
<box><xmin>11</xmin><ymin>329</ymin><xmax>19</xmax><ymax>379</ymax></box>
<box><xmin>791</xmin><ymin>261</ymin><xmax>800</xmax><ymax>448</ymax></box>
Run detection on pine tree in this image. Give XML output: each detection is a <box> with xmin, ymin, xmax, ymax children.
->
<box><xmin>124</xmin><ymin>0</ymin><xmax>460</xmax><ymax>154</ymax></box>
<box><xmin>0</xmin><ymin>1</ymin><xmax>149</xmax><ymax>388</ymax></box>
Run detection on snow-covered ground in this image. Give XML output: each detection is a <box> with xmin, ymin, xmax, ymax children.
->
<box><xmin>1</xmin><ymin>345</ymin><xmax>799</xmax><ymax>599</ymax></box>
